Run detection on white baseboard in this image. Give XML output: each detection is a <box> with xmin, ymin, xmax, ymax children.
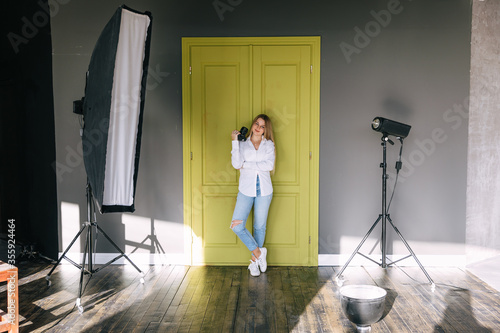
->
<box><xmin>58</xmin><ymin>252</ymin><xmax>465</xmax><ymax>267</ymax></box>
<box><xmin>58</xmin><ymin>252</ymin><xmax>186</xmax><ymax>266</ymax></box>
<box><xmin>318</xmin><ymin>254</ymin><xmax>466</xmax><ymax>267</ymax></box>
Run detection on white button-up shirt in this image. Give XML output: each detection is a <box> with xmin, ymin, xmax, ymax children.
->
<box><xmin>231</xmin><ymin>138</ymin><xmax>275</xmax><ymax>197</ymax></box>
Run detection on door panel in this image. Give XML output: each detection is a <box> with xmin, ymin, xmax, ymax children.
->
<box><xmin>261</xmin><ymin>64</ymin><xmax>299</xmax><ymax>184</ymax></box>
<box><xmin>253</xmin><ymin>45</ymin><xmax>311</xmax><ymax>265</ymax></box>
<box><xmin>190</xmin><ymin>45</ymin><xmax>252</xmax><ymax>265</ymax></box>
<box><xmin>266</xmin><ymin>194</ymin><xmax>297</xmax><ymax>245</ymax></box>
<box><xmin>203</xmin><ymin>65</ymin><xmax>241</xmax><ymax>186</ymax></box>
<box><xmin>184</xmin><ymin>38</ymin><xmax>319</xmax><ymax>266</ymax></box>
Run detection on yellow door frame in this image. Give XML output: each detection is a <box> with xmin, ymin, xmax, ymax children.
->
<box><xmin>182</xmin><ymin>36</ymin><xmax>320</xmax><ymax>266</ymax></box>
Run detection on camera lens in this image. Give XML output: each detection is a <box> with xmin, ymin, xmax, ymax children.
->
<box><xmin>238</xmin><ymin>127</ymin><xmax>248</xmax><ymax>141</ymax></box>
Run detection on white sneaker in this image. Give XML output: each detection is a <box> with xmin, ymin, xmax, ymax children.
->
<box><xmin>248</xmin><ymin>259</ymin><xmax>260</xmax><ymax>276</ymax></box>
<box><xmin>257</xmin><ymin>247</ymin><xmax>267</xmax><ymax>272</ymax></box>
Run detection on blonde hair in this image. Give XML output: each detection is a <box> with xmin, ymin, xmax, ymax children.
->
<box><xmin>249</xmin><ymin>114</ymin><xmax>276</xmax><ymax>175</ymax></box>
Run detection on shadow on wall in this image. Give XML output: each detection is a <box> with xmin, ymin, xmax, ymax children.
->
<box><xmin>60</xmin><ymin>201</ymin><xmax>182</xmax><ymax>265</ymax></box>
<box><xmin>121</xmin><ymin>214</ymin><xmax>183</xmax><ymax>265</ymax></box>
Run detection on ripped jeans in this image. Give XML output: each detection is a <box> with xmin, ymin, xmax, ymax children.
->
<box><xmin>230</xmin><ymin>178</ymin><xmax>273</xmax><ymax>252</ymax></box>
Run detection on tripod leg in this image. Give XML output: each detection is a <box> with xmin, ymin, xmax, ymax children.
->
<box><xmin>46</xmin><ymin>223</ymin><xmax>88</xmax><ymax>286</ymax></box>
<box><xmin>335</xmin><ymin>216</ymin><xmax>382</xmax><ymax>285</ymax></box>
<box><xmin>95</xmin><ymin>224</ymin><xmax>145</xmax><ymax>278</ymax></box>
<box><xmin>387</xmin><ymin>216</ymin><xmax>435</xmax><ymax>289</ymax></box>
<box><xmin>76</xmin><ymin>226</ymin><xmax>91</xmax><ymax>314</ymax></box>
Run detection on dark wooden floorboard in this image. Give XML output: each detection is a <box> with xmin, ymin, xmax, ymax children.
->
<box><xmin>6</xmin><ymin>261</ymin><xmax>500</xmax><ymax>333</ymax></box>
<box><xmin>68</xmin><ymin>265</ymin><xmax>123</xmax><ymax>332</ymax></box>
<box><xmin>365</xmin><ymin>266</ymin><xmax>431</xmax><ymax>332</ymax></box>
<box><xmin>221</xmin><ymin>268</ymin><xmax>242</xmax><ymax>332</ymax></box>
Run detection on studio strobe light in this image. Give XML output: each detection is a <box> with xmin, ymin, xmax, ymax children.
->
<box><xmin>46</xmin><ymin>6</ymin><xmax>153</xmax><ymax>313</ymax></box>
<box><xmin>371</xmin><ymin>116</ymin><xmax>411</xmax><ymax>138</ymax></box>
<box><xmin>335</xmin><ymin>117</ymin><xmax>435</xmax><ymax>291</ymax></box>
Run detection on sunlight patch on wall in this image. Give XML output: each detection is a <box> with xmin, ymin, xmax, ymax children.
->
<box><xmin>338</xmin><ymin>235</ymin><xmax>466</xmax><ymax>266</ymax></box>
<box><xmin>121</xmin><ymin>214</ymin><xmax>152</xmax><ymax>254</ymax></box>
<box><xmin>340</xmin><ymin>235</ymin><xmax>465</xmax><ymax>256</ymax></box>
<box><xmin>120</xmin><ymin>214</ymin><xmax>186</xmax><ymax>265</ymax></box>
<box><xmin>339</xmin><ymin>235</ymin><xmax>382</xmax><ymax>266</ymax></box>
<box><xmin>466</xmin><ymin>245</ymin><xmax>500</xmax><ymax>264</ymax></box>
<box><xmin>393</xmin><ymin>239</ymin><xmax>464</xmax><ymax>255</ymax></box>
<box><xmin>153</xmin><ymin>219</ymin><xmax>184</xmax><ymax>252</ymax></box>
<box><xmin>60</xmin><ymin>202</ymin><xmax>81</xmax><ymax>253</ymax></box>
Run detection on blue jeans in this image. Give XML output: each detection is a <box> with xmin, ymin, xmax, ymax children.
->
<box><xmin>231</xmin><ymin>178</ymin><xmax>273</xmax><ymax>252</ymax></box>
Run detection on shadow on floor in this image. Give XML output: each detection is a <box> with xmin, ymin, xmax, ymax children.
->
<box><xmin>434</xmin><ymin>288</ymin><xmax>492</xmax><ymax>333</ymax></box>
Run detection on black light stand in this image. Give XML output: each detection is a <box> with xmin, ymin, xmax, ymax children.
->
<box><xmin>335</xmin><ymin>135</ymin><xmax>435</xmax><ymax>290</ymax></box>
<box><xmin>45</xmin><ymin>181</ymin><xmax>145</xmax><ymax>313</ymax></box>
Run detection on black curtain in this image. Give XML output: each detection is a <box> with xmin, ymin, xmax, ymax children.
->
<box><xmin>0</xmin><ymin>0</ymin><xmax>58</xmax><ymax>259</ymax></box>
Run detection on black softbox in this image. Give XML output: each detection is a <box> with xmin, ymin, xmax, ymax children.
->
<box><xmin>82</xmin><ymin>5</ymin><xmax>152</xmax><ymax>213</ymax></box>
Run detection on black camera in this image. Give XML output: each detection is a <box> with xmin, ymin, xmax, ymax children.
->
<box><xmin>238</xmin><ymin>127</ymin><xmax>248</xmax><ymax>141</ymax></box>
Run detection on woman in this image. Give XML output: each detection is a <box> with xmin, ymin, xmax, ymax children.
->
<box><xmin>230</xmin><ymin>114</ymin><xmax>275</xmax><ymax>277</ymax></box>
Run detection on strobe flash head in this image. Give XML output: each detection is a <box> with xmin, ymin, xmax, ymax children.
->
<box><xmin>371</xmin><ymin>117</ymin><xmax>411</xmax><ymax>138</ymax></box>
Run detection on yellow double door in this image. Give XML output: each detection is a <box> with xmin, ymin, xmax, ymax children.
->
<box><xmin>182</xmin><ymin>37</ymin><xmax>320</xmax><ymax>266</ymax></box>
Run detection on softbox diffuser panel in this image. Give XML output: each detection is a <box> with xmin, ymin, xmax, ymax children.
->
<box><xmin>82</xmin><ymin>6</ymin><xmax>152</xmax><ymax>213</ymax></box>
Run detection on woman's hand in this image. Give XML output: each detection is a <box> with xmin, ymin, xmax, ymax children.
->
<box><xmin>231</xmin><ymin>130</ymin><xmax>240</xmax><ymax>141</ymax></box>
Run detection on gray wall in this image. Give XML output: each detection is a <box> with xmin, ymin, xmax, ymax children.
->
<box><xmin>51</xmin><ymin>0</ymin><xmax>471</xmax><ymax>258</ymax></box>
<box><xmin>467</xmin><ymin>0</ymin><xmax>500</xmax><ymax>264</ymax></box>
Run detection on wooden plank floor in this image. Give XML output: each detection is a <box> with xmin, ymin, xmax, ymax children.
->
<box><xmin>1</xmin><ymin>261</ymin><xmax>499</xmax><ymax>332</ymax></box>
